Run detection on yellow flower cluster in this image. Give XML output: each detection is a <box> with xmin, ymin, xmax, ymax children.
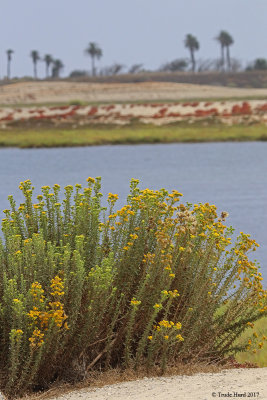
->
<box><xmin>129</xmin><ymin>233</ymin><xmax>138</xmax><ymax>240</ymax></box>
<box><xmin>108</xmin><ymin>193</ymin><xmax>119</xmax><ymax>202</ymax></box>
<box><xmin>143</xmin><ymin>252</ymin><xmax>155</xmax><ymax>264</ymax></box>
<box><xmin>168</xmin><ymin>190</ymin><xmax>183</xmax><ymax>201</ymax></box>
<box><xmin>87</xmin><ymin>177</ymin><xmax>95</xmax><ymax>183</ymax></box>
<box><xmin>107</xmin><ymin>205</ymin><xmax>136</xmax><ymax>229</ymax></box>
<box><xmin>246</xmin><ymin>334</ymin><xmax>267</xmax><ymax>351</ymax></box>
<box><xmin>28</xmin><ymin>328</ymin><xmax>44</xmax><ymax>348</ymax></box>
<box><xmin>130</xmin><ymin>297</ymin><xmax>141</xmax><ymax>307</ymax></box>
<box><xmin>64</xmin><ymin>184</ymin><xmax>73</xmax><ymax>192</ymax></box>
<box><xmin>28</xmin><ymin>303</ymin><xmax>68</xmax><ymax>331</ymax></box>
<box><xmin>149</xmin><ymin>319</ymin><xmax>183</xmax><ymax>342</ymax></box>
<box><xmin>50</xmin><ymin>275</ymin><xmax>65</xmax><ymax>297</ymax></box>
<box><xmin>47</xmin><ymin>301</ymin><xmax>68</xmax><ymax>328</ymax></box>
<box><xmin>27</xmin><ymin>277</ymin><xmax>68</xmax><ymax>350</ymax></box>
<box><xmin>19</xmin><ymin>179</ymin><xmax>32</xmax><ymax>191</ymax></box>
<box><xmin>169</xmin><ymin>290</ymin><xmax>180</xmax><ymax>298</ymax></box>
<box><xmin>157</xmin><ymin>320</ymin><xmax>182</xmax><ymax>330</ymax></box>
<box><xmin>28</xmin><ymin>306</ymin><xmax>41</xmax><ymax>321</ymax></box>
<box><xmin>30</xmin><ymin>282</ymin><xmax>45</xmax><ymax>303</ymax></box>
<box><xmin>10</xmin><ymin>329</ymin><xmax>24</xmax><ymax>343</ymax></box>
<box><xmin>193</xmin><ymin>203</ymin><xmax>217</xmax><ymax>219</ymax></box>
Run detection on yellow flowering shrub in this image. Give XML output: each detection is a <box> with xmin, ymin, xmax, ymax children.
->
<box><xmin>0</xmin><ymin>178</ymin><xmax>266</xmax><ymax>397</ymax></box>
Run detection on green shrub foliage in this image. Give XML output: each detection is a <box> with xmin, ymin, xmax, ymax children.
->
<box><xmin>0</xmin><ymin>178</ymin><xmax>266</xmax><ymax>397</ymax></box>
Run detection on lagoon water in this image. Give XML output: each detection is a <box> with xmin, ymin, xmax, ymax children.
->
<box><xmin>0</xmin><ymin>142</ymin><xmax>266</xmax><ymax>287</ymax></box>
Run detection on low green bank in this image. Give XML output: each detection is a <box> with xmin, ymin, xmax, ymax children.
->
<box><xmin>236</xmin><ymin>316</ymin><xmax>267</xmax><ymax>367</ymax></box>
<box><xmin>1</xmin><ymin>123</ymin><xmax>267</xmax><ymax>148</ymax></box>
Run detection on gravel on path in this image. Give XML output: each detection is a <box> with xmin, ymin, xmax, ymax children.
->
<box><xmin>52</xmin><ymin>368</ymin><xmax>267</xmax><ymax>400</ymax></box>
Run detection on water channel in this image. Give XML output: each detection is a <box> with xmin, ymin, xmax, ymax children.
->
<box><xmin>0</xmin><ymin>142</ymin><xmax>266</xmax><ymax>286</ymax></box>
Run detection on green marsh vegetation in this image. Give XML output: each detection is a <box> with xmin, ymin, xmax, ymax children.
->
<box><xmin>0</xmin><ymin>178</ymin><xmax>266</xmax><ymax>398</ymax></box>
<box><xmin>236</xmin><ymin>316</ymin><xmax>267</xmax><ymax>367</ymax></box>
<box><xmin>1</xmin><ymin>123</ymin><xmax>267</xmax><ymax>148</ymax></box>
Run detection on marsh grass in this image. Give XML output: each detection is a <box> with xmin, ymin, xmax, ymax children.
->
<box><xmin>0</xmin><ymin>178</ymin><xmax>266</xmax><ymax>398</ymax></box>
<box><xmin>235</xmin><ymin>316</ymin><xmax>267</xmax><ymax>367</ymax></box>
<box><xmin>1</xmin><ymin>123</ymin><xmax>267</xmax><ymax>148</ymax></box>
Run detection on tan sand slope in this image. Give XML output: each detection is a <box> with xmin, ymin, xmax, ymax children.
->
<box><xmin>50</xmin><ymin>368</ymin><xmax>267</xmax><ymax>400</ymax></box>
<box><xmin>1</xmin><ymin>81</ymin><xmax>267</xmax><ymax>105</ymax></box>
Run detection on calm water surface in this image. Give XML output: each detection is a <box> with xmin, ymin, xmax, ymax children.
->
<box><xmin>0</xmin><ymin>142</ymin><xmax>266</xmax><ymax>287</ymax></box>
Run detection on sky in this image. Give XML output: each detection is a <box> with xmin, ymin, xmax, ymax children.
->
<box><xmin>0</xmin><ymin>0</ymin><xmax>267</xmax><ymax>79</ymax></box>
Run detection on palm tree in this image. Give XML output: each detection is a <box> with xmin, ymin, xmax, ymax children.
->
<box><xmin>43</xmin><ymin>54</ymin><xmax>53</xmax><ymax>78</ymax></box>
<box><xmin>85</xmin><ymin>42</ymin><xmax>103</xmax><ymax>76</ymax></box>
<box><xmin>216</xmin><ymin>31</ymin><xmax>234</xmax><ymax>71</ymax></box>
<box><xmin>52</xmin><ymin>59</ymin><xmax>64</xmax><ymax>78</ymax></box>
<box><xmin>6</xmin><ymin>49</ymin><xmax>14</xmax><ymax>80</ymax></box>
<box><xmin>30</xmin><ymin>50</ymin><xmax>40</xmax><ymax>79</ymax></box>
<box><xmin>224</xmin><ymin>32</ymin><xmax>234</xmax><ymax>71</ymax></box>
<box><xmin>184</xmin><ymin>34</ymin><xmax>199</xmax><ymax>72</ymax></box>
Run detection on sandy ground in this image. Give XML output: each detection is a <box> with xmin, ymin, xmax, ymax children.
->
<box><xmin>1</xmin><ymin>81</ymin><xmax>267</xmax><ymax>105</ymax></box>
<box><xmin>49</xmin><ymin>368</ymin><xmax>267</xmax><ymax>400</ymax></box>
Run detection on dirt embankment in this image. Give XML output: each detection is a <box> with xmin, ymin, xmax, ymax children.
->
<box><xmin>1</xmin><ymin>81</ymin><xmax>267</xmax><ymax>105</ymax></box>
<box><xmin>1</xmin><ymin>99</ymin><xmax>267</xmax><ymax>128</ymax></box>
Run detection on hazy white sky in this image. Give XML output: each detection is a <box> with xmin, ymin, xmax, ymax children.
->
<box><xmin>0</xmin><ymin>0</ymin><xmax>266</xmax><ymax>78</ymax></box>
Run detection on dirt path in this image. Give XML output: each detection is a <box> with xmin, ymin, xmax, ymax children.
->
<box><xmin>1</xmin><ymin>81</ymin><xmax>267</xmax><ymax>105</ymax></box>
<box><xmin>51</xmin><ymin>368</ymin><xmax>267</xmax><ymax>400</ymax></box>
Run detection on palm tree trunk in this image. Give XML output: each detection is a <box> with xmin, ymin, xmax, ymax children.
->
<box><xmin>226</xmin><ymin>46</ymin><xmax>231</xmax><ymax>71</ymax></box>
<box><xmin>91</xmin><ymin>56</ymin><xmax>95</xmax><ymax>76</ymax></box>
<box><xmin>221</xmin><ymin>44</ymin><xmax>225</xmax><ymax>72</ymax></box>
<box><xmin>190</xmin><ymin>49</ymin><xmax>196</xmax><ymax>72</ymax></box>
<box><xmin>46</xmin><ymin>64</ymin><xmax>49</xmax><ymax>79</ymax></box>
<box><xmin>7</xmin><ymin>60</ymin><xmax>10</xmax><ymax>80</ymax></box>
<box><xmin>34</xmin><ymin>62</ymin><xmax>37</xmax><ymax>79</ymax></box>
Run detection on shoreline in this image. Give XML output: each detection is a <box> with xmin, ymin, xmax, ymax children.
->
<box><xmin>1</xmin><ymin>123</ymin><xmax>267</xmax><ymax>148</ymax></box>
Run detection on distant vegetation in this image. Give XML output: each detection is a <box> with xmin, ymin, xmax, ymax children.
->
<box><xmin>3</xmin><ymin>50</ymin><xmax>65</xmax><ymax>81</ymax></box>
<box><xmin>6</xmin><ymin>49</ymin><xmax>14</xmax><ymax>80</ymax></box>
<box><xmin>246</xmin><ymin>58</ymin><xmax>267</xmax><ymax>71</ymax></box>
<box><xmin>43</xmin><ymin>54</ymin><xmax>53</xmax><ymax>78</ymax></box>
<box><xmin>216</xmin><ymin>31</ymin><xmax>234</xmax><ymax>71</ymax></box>
<box><xmin>84</xmin><ymin>42</ymin><xmax>103</xmax><ymax>76</ymax></box>
<box><xmin>184</xmin><ymin>34</ymin><xmax>200</xmax><ymax>72</ymax></box>
<box><xmin>2</xmin><ymin>30</ymin><xmax>267</xmax><ymax>82</ymax></box>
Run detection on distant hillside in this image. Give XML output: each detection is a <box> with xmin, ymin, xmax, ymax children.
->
<box><xmin>65</xmin><ymin>70</ymin><xmax>267</xmax><ymax>89</ymax></box>
<box><xmin>1</xmin><ymin>71</ymin><xmax>267</xmax><ymax>89</ymax></box>
<box><xmin>1</xmin><ymin>81</ymin><xmax>267</xmax><ymax>105</ymax></box>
